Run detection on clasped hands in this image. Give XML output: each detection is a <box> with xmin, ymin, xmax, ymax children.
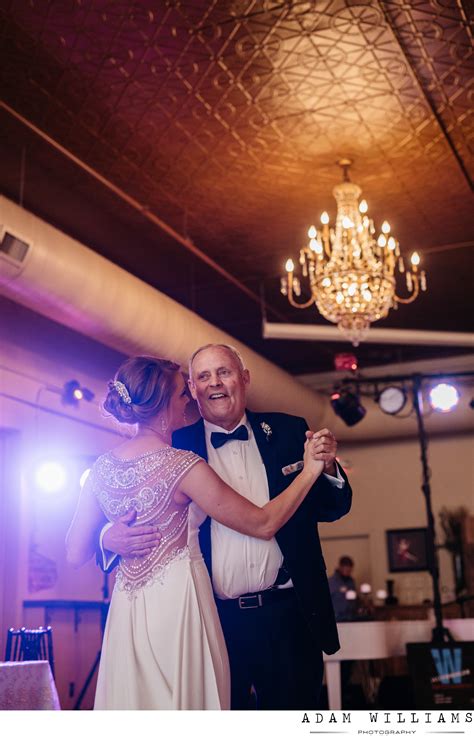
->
<box><xmin>305</xmin><ymin>427</ymin><xmax>338</xmax><ymax>477</ymax></box>
<box><xmin>103</xmin><ymin>427</ymin><xmax>338</xmax><ymax>559</ymax></box>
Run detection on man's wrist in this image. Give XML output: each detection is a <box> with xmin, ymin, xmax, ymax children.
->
<box><xmin>324</xmin><ymin>461</ymin><xmax>337</xmax><ymax>476</ymax></box>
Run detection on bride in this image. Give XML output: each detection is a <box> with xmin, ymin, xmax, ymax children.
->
<box><xmin>66</xmin><ymin>356</ymin><xmax>323</xmax><ymax>710</ymax></box>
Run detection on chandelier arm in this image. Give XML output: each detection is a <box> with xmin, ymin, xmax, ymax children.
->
<box><xmin>287</xmin><ymin>291</ymin><xmax>316</xmax><ymax>309</ymax></box>
<box><xmin>394</xmin><ymin>275</ymin><xmax>420</xmax><ymax>305</ymax></box>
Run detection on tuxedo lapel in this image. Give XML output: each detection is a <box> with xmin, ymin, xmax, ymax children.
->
<box><xmin>182</xmin><ymin>419</ymin><xmax>212</xmax><ymax>576</ymax></box>
<box><xmin>247</xmin><ymin>411</ymin><xmax>279</xmax><ymax>499</ymax></box>
<box><xmin>186</xmin><ymin>418</ymin><xmax>208</xmax><ymax>461</ymax></box>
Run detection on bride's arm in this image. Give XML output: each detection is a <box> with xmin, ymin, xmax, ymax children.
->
<box><xmin>174</xmin><ymin>440</ymin><xmax>323</xmax><ymax>539</ymax></box>
<box><xmin>66</xmin><ymin>477</ymin><xmax>107</xmax><ymax>567</ymax></box>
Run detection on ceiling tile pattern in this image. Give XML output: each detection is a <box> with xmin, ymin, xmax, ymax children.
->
<box><xmin>0</xmin><ymin>1</ymin><xmax>473</xmax><ymax>373</ymax></box>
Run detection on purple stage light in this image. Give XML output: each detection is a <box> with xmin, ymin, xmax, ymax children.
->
<box><xmin>34</xmin><ymin>461</ymin><xmax>67</xmax><ymax>494</ymax></box>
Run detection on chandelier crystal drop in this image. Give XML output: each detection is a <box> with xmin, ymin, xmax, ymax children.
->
<box><xmin>281</xmin><ymin>160</ymin><xmax>427</xmax><ymax>346</ymax></box>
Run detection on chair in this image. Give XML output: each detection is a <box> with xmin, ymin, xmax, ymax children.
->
<box><xmin>5</xmin><ymin>626</ymin><xmax>55</xmax><ymax>680</ymax></box>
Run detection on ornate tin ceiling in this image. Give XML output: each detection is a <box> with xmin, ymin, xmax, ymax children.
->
<box><xmin>0</xmin><ymin>0</ymin><xmax>473</xmax><ymax>374</ymax></box>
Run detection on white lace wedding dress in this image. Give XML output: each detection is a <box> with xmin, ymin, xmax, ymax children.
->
<box><xmin>88</xmin><ymin>446</ymin><xmax>230</xmax><ymax>710</ymax></box>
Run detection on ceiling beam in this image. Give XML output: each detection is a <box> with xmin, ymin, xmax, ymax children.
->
<box><xmin>263</xmin><ymin>321</ymin><xmax>474</xmax><ymax>347</ymax></box>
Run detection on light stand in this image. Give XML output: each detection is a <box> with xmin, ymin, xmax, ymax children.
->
<box><xmin>339</xmin><ymin>369</ymin><xmax>474</xmax><ymax>645</ymax></box>
<box><xmin>411</xmin><ymin>374</ymin><xmax>452</xmax><ymax>644</ymax></box>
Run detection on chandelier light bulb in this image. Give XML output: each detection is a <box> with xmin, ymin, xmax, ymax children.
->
<box><xmin>381</xmin><ymin>220</ymin><xmax>390</xmax><ymax>234</ymax></box>
<box><xmin>321</xmin><ymin>211</ymin><xmax>330</xmax><ymax>225</ymax></box>
<box><xmin>359</xmin><ymin>199</ymin><xmax>368</xmax><ymax>213</ymax></box>
<box><xmin>387</xmin><ymin>236</ymin><xmax>396</xmax><ymax>250</ymax></box>
<box><xmin>322</xmin><ymin>277</ymin><xmax>331</xmax><ymax>287</ymax></box>
<box><xmin>336</xmin><ymin>292</ymin><xmax>344</xmax><ymax>304</ymax></box>
<box><xmin>309</xmin><ymin>238</ymin><xmax>318</xmax><ymax>251</ymax></box>
<box><xmin>347</xmin><ymin>283</ymin><xmax>357</xmax><ymax>296</ymax></box>
<box><xmin>377</xmin><ymin>234</ymin><xmax>387</xmax><ymax>247</ymax></box>
<box><xmin>285</xmin><ymin>258</ymin><xmax>294</xmax><ymax>273</ymax></box>
<box><xmin>411</xmin><ymin>251</ymin><xmax>420</xmax><ymax>266</ymax></box>
<box><xmin>363</xmin><ymin>290</ymin><xmax>372</xmax><ymax>301</ymax></box>
<box><xmin>308</xmin><ymin>225</ymin><xmax>317</xmax><ymax>239</ymax></box>
<box><xmin>342</xmin><ymin>216</ymin><xmax>353</xmax><ymax>229</ymax></box>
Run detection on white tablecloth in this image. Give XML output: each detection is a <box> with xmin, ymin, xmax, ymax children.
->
<box><xmin>0</xmin><ymin>661</ymin><xmax>60</xmax><ymax>710</ymax></box>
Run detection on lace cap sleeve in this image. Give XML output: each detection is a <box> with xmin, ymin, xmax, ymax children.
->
<box><xmin>168</xmin><ymin>449</ymin><xmax>202</xmax><ymax>490</ymax></box>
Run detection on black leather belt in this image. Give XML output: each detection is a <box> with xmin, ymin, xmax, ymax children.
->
<box><xmin>217</xmin><ymin>587</ymin><xmax>296</xmax><ymax>610</ymax></box>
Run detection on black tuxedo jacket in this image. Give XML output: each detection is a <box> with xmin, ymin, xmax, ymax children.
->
<box><xmin>173</xmin><ymin>410</ymin><xmax>352</xmax><ymax>655</ymax></box>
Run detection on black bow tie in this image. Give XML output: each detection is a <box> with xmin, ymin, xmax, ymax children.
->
<box><xmin>210</xmin><ymin>425</ymin><xmax>249</xmax><ymax>449</ymax></box>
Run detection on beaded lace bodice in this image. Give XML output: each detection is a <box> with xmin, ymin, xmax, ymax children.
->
<box><xmin>89</xmin><ymin>446</ymin><xmax>201</xmax><ymax>595</ymax></box>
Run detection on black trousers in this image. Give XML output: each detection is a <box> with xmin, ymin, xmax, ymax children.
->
<box><xmin>216</xmin><ymin>590</ymin><xmax>324</xmax><ymax>710</ymax></box>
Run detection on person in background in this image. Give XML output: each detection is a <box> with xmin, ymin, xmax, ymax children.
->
<box><xmin>328</xmin><ymin>555</ymin><xmax>357</xmax><ymax>621</ymax></box>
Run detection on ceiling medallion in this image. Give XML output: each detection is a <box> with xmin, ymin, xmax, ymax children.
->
<box><xmin>281</xmin><ymin>160</ymin><xmax>427</xmax><ymax>346</ymax></box>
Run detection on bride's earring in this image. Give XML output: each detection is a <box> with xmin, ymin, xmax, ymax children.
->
<box><xmin>160</xmin><ymin>415</ymin><xmax>168</xmax><ymax>434</ymax></box>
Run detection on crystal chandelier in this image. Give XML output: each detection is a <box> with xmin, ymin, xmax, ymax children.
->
<box><xmin>281</xmin><ymin>160</ymin><xmax>427</xmax><ymax>346</ymax></box>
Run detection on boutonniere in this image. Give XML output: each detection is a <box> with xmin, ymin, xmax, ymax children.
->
<box><xmin>260</xmin><ymin>421</ymin><xmax>272</xmax><ymax>441</ymax></box>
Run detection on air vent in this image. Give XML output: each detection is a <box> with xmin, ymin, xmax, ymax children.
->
<box><xmin>0</xmin><ymin>231</ymin><xmax>30</xmax><ymax>262</ymax></box>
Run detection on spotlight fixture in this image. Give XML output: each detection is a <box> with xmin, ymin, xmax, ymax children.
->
<box><xmin>429</xmin><ymin>383</ymin><xmax>459</xmax><ymax>413</ymax></box>
<box><xmin>334</xmin><ymin>353</ymin><xmax>358</xmax><ymax>372</ymax></box>
<box><xmin>62</xmin><ymin>380</ymin><xmax>95</xmax><ymax>406</ymax></box>
<box><xmin>330</xmin><ymin>390</ymin><xmax>366</xmax><ymax>426</ymax></box>
<box><xmin>378</xmin><ymin>386</ymin><xmax>407</xmax><ymax>415</ymax></box>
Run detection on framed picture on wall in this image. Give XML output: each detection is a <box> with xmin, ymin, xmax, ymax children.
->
<box><xmin>386</xmin><ymin>527</ymin><xmax>429</xmax><ymax>573</ymax></box>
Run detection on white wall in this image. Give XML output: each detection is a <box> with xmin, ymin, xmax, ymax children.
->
<box><xmin>320</xmin><ymin>432</ymin><xmax>474</xmax><ymax>604</ymax></box>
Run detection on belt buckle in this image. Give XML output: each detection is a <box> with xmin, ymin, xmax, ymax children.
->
<box><xmin>238</xmin><ymin>593</ymin><xmax>262</xmax><ymax>609</ymax></box>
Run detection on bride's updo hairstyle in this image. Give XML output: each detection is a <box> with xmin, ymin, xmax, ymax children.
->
<box><xmin>104</xmin><ymin>356</ymin><xmax>180</xmax><ymax>425</ymax></box>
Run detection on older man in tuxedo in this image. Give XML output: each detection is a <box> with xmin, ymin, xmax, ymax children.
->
<box><xmin>101</xmin><ymin>344</ymin><xmax>352</xmax><ymax>709</ymax></box>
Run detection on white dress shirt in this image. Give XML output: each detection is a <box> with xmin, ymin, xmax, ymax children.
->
<box><xmin>204</xmin><ymin>414</ymin><xmax>345</xmax><ymax>600</ymax></box>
